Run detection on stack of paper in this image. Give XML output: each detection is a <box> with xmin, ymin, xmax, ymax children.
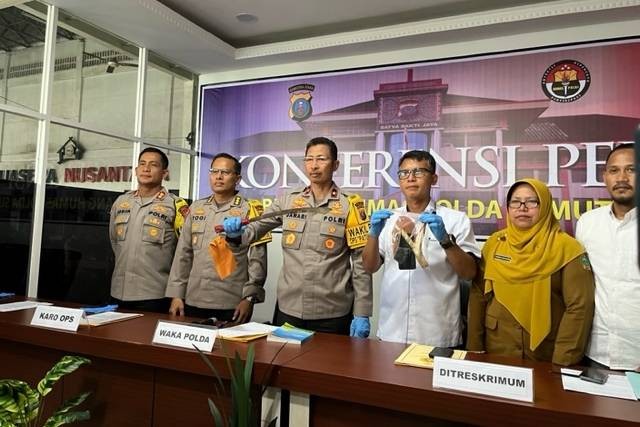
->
<box><xmin>82</xmin><ymin>311</ymin><xmax>143</xmax><ymax>327</ymax></box>
<box><xmin>394</xmin><ymin>343</ymin><xmax>466</xmax><ymax>369</ymax></box>
<box><xmin>266</xmin><ymin>323</ymin><xmax>315</xmax><ymax>345</ymax></box>
<box><xmin>217</xmin><ymin>322</ymin><xmax>278</xmax><ymax>342</ymax></box>
<box><xmin>0</xmin><ymin>301</ymin><xmax>53</xmax><ymax>312</ymax></box>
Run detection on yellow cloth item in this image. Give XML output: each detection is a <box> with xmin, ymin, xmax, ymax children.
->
<box><xmin>173</xmin><ymin>198</ymin><xmax>189</xmax><ymax>236</ymax></box>
<box><xmin>208</xmin><ymin>235</ymin><xmax>237</xmax><ymax>280</ymax></box>
<box><xmin>482</xmin><ymin>178</ymin><xmax>584</xmax><ymax>351</ymax></box>
<box><xmin>345</xmin><ymin>194</ymin><xmax>370</xmax><ymax>249</ymax></box>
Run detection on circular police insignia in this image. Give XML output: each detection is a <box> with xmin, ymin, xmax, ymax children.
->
<box><xmin>541</xmin><ymin>60</ymin><xmax>590</xmax><ymax>103</ymax></box>
<box><xmin>288</xmin><ymin>221</ymin><xmax>297</xmax><ymax>229</ymax></box>
<box><xmin>285</xmin><ymin>233</ymin><xmax>296</xmax><ymax>245</ymax></box>
<box><xmin>325</xmin><ymin>238</ymin><xmax>335</xmax><ymax>249</ymax></box>
<box><xmin>288</xmin><ymin>84</ymin><xmax>315</xmax><ymax>122</ymax></box>
<box><xmin>149</xmin><ymin>228</ymin><xmax>158</xmax><ymax>237</ymax></box>
<box><xmin>328</xmin><ymin>225</ymin><xmax>336</xmax><ymax>233</ymax></box>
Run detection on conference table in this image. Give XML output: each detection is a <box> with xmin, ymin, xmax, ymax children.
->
<box><xmin>0</xmin><ymin>298</ymin><xmax>638</xmax><ymax>426</ymax></box>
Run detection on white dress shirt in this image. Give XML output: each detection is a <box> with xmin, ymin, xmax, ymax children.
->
<box><xmin>576</xmin><ymin>205</ymin><xmax>640</xmax><ymax>370</ymax></box>
<box><xmin>376</xmin><ymin>201</ymin><xmax>480</xmax><ymax>347</ymax></box>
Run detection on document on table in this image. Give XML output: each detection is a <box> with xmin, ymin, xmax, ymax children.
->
<box><xmin>562</xmin><ymin>373</ymin><xmax>637</xmax><ymax>400</ymax></box>
<box><xmin>82</xmin><ymin>311</ymin><xmax>143</xmax><ymax>327</ymax></box>
<box><xmin>218</xmin><ymin>322</ymin><xmax>278</xmax><ymax>338</ymax></box>
<box><xmin>394</xmin><ymin>343</ymin><xmax>466</xmax><ymax>369</ymax></box>
<box><xmin>0</xmin><ymin>301</ymin><xmax>53</xmax><ymax>312</ymax></box>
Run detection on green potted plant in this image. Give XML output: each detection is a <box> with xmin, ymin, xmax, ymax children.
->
<box><xmin>197</xmin><ymin>342</ymin><xmax>279</xmax><ymax>427</ymax></box>
<box><xmin>0</xmin><ymin>355</ymin><xmax>91</xmax><ymax>427</ymax></box>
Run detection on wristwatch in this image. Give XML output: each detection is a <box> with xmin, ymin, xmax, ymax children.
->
<box><xmin>439</xmin><ymin>233</ymin><xmax>456</xmax><ymax>250</ymax></box>
<box><xmin>245</xmin><ymin>295</ymin><xmax>259</xmax><ymax>304</ymax></box>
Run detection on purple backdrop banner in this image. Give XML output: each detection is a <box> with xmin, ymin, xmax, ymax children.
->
<box><xmin>199</xmin><ymin>40</ymin><xmax>640</xmax><ymax>237</ymax></box>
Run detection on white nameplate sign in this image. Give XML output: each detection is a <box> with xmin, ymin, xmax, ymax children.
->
<box><xmin>433</xmin><ymin>357</ymin><xmax>534</xmax><ymax>402</ymax></box>
<box><xmin>152</xmin><ymin>321</ymin><xmax>216</xmax><ymax>352</ymax></box>
<box><xmin>30</xmin><ymin>306</ymin><xmax>84</xmax><ymax>332</ymax></box>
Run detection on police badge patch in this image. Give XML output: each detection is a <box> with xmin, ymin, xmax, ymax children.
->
<box><xmin>288</xmin><ymin>84</ymin><xmax>315</xmax><ymax>122</ymax></box>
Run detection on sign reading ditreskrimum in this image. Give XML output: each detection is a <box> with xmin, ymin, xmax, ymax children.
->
<box><xmin>433</xmin><ymin>357</ymin><xmax>534</xmax><ymax>402</ymax></box>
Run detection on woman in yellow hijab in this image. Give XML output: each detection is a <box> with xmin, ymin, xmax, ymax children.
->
<box><xmin>467</xmin><ymin>178</ymin><xmax>595</xmax><ymax>366</ymax></box>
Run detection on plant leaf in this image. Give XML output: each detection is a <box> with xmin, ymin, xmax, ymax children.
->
<box><xmin>42</xmin><ymin>410</ymin><xmax>90</xmax><ymax>427</ymax></box>
<box><xmin>207</xmin><ymin>398</ymin><xmax>224</xmax><ymax>427</ymax></box>
<box><xmin>243</xmin><ymin>345</ymin><xmax>254</xmax><ymax>391</ymax></box>
<box><xmin>194</xmin><ymin>345</ymin><xmax>228</xmax><ymax>424</ymax></box>
<box><xmin>0</xmin><ymin>379</ymin><xmax>39</xmax><ymax>424</ymax></box>
<box><xmin>50</xmin><ymin>392</ymin><xmax>91</xmax><ymax>415</ymax></box>
<box><xmin>37</xmin><ymin>356</ymin><xmax>91</xmax><ymax>397</ymax></box>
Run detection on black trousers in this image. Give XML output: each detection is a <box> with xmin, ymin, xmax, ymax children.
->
<box><xmin>274</xmin><ymin>307</ymin><xmax>351</xmax><ymax>336</ymax></box>
<box><xmin>110</xmin><ymin>297</ymin><xmax>170</xmax><ymax>314</ymax></box>
<box><xmin>184</xmin><ymin>304</ymin><xmax>236</xmax><ymax>322</ymax></box>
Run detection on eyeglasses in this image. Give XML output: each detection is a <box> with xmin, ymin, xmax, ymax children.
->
<box><xmin>397</xmin><ymin>168</ymin><xmax>433</xmax><ymax>180</ymax></box>
<box><xmin>303</xmin><ymin>156</ymin><xmax>331</xmax><ymax>163</ymax></box>
<box><xmin>209</xmin><ymin>168</ymin><xmax>235</xmax><ymax>176</ymax></box>
<box><xmin>507</xmin><ymin>199</ymin><xmax>540</xmax><ymax>209</ymax></box>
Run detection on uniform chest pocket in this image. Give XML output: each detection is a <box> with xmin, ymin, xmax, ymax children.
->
<box><xmin>190</xmin><ymin>226</ymin><xmax>205</xmax><ymax>250</ymax></box>
<box><xmin>319</xmin><ymin>222</ymin><xmax>345</xmax><ymax>252</ymax></box>
<box><xmin>142</xmin><ymin>216</ymin><xmax>165</xmax><ymax>244</ymax></box>
<box><xmin>281</xmin><ymin>219</ymin><xmax>305</xmax><ymax>250</ymax></box>
<box><xmin>114</xmin><ymin>213</ymin><xmax>130</xmax><ymax>241</ymax></box>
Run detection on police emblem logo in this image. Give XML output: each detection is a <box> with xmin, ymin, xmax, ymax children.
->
<box><xmin>288</xmin><ymin>83</ymin><xmax>315</xmax><ymax>122</ymax></box>
<box><xmin>355</xmin><ymin>201</ymin><xmax>367</xmax><ymax>221</ymax></box>
<box><xmin>153</xmin><ymin>205</ymin><xmax>167</xmax><ymax>213</ymax></box>
<box><xmin>541</xmin><ymin>60</ymin><xmax>591</xmax><ymax>103</ymax></box>
<box><xmin>195</xmin><ymin>208</ymin><xmax>206</xmax><ymax>215</ymax></box>
<box><xmin>293</xmin><ymin>197</ymin><xmax>308</xmax><ymax>208</ymax></box>
<box><xmin>328</xmin><ymin>225</ymin><xmax>336</xmax><ymax>233</ymax></box>
<box><xmin>325</xmin><ymin>238</ymin><xmax>335</xmax><ymax>249</ymax></box>
<box><xmin>149</xmin><ymin>228</ymin><xmax>158</xmax><ymax>237</ymax></box>
<box><xmin>116</xmin><ymin>225</ymin><xmax>124</xmax><ymax>236</ymax></box>
<box><xmin>229</xmin><ymin>209</ymin><xmax>243</xmax><ymax>216</ymax></box>
<box><xmin>150</xmin><ymin>217</ymin><xmax>160</xmax><ymax>225</ymax></box>
<box><xmin>288</xmin><ymin>221</ymin><xmax>297</xmax><ymax>229</ymax></box>
<box><xmin>329</xmin><ymin>201</ymin><xmax>343</xmax><ymax>214</ymax></box>
<box><xmin>285</xmin><ymin>233</ymin><xmax>296</xmax><ymax>245</ymax></box>
<box><xmin>119</xmin><ymin>201</ymin><xmax>130</xmax><ymax>209</ymax></box>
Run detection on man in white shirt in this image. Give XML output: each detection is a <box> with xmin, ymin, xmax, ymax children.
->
<box><xmin>362</xmin><ymin>150</ymin><xmax>480</xmax><ymax>347</ymax></box>
<box><xmin>576</xmin><ymin>143</ymin><xmax>639</xmax><ymax>371</ymax></box>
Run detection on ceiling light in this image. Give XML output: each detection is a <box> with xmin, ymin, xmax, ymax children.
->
<box><xmin>235</xmin><ymin>13</ymin><xmax>257</xmax><ymax>23</ymax></box>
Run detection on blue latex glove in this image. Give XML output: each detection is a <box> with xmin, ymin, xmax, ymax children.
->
<box><xmin>369</xmin><ymin>209</ymin><xmax>393</xmax><ymax>237</ymax></box>
<box><xmin>418</xmin><ymin>212</ymin><xmax>447</xmax><ymax>242</ymax></box>
<box><xmin>350</xmin><ymin>316</ymin><xmax>370</xmax><ymax>338</ymax></box>
<box><xmin>223</xmin><ymin>217</ymin><xmax>244</xmax><ymax>238</ymax></box>
<box><xmin>82</xmin><ymin>304</ymin><xmax>118</xmax><ymax>314</ymax></box>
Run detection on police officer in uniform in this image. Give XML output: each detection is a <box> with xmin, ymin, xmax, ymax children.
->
<box><xmin>109</xmin><ymin>147</ymin><xmax>188</xmax><ymax>313</ymax></box>
<box><xmin>224</xmin><ymin>137</ymin><xmax>372</xmax><ymax>336</ymax></box>
<box><xmin>166</xmin><ymin>153</ymin><xmax>269</xmax><ymax>322</ymax></box>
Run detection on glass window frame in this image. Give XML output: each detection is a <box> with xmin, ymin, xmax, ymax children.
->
<box><xmin>0</xmin><ymin>2</ymin><xmax>199</xmax><ymax>297</ymax></box>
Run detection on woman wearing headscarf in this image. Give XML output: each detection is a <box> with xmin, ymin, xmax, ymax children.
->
<box><xmin>467</xmin><ymin>178</ymin><xmax>595</xmax><ymax>366</ymax></box>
